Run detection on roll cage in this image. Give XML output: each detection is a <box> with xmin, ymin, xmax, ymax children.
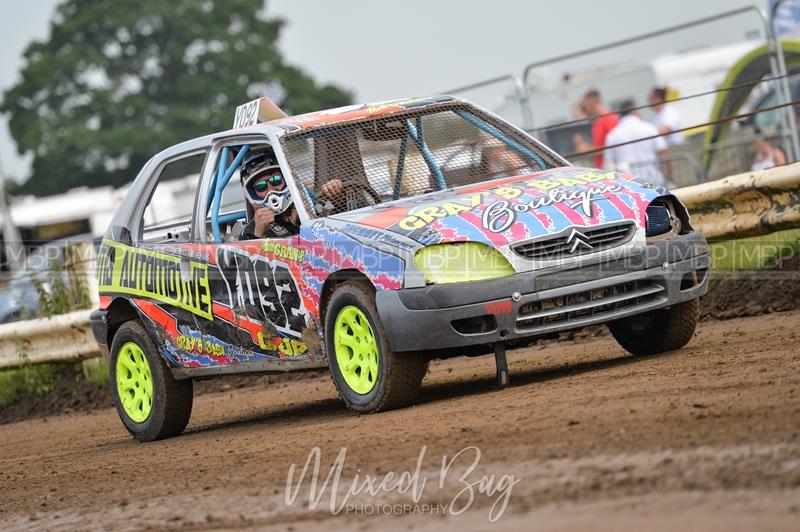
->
<box><xmin>109</xmin><ymin>99</ymin><xmax>565</xmax><ymax>246</ymax></box>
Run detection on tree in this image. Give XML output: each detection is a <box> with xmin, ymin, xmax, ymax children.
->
<box><xmin>1</xmin><ymin>0</ymin><xmax>352</xmax><ymax>196</ymax></box>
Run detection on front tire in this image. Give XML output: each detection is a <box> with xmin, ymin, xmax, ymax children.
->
<box><xmin>325</xmin><ymin>281</ymin><xmax>427</xmax><ymax>412</ymax></box>
<box><xmin>608</xmin><ymin>298</ymin><xmax>700</xmax><ymax>356</ymax></box>
<box><xmin>110</xmin><ymin>321</ymin><xmax>193</xmax><ymax>441</ymax></box>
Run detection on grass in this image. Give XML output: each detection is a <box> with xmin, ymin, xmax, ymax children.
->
<box><xmin>708</xmin><ymin>228</ymin><xmax>800</xmax><ymax>271</ymax></box>
<box><xmin>81</xmin><ymin>358</ymin><xmax>109</xmax><ymax>385</ymax></box>
<box><xmin>0</xmin><ymin>358</ymin><xmax>109</xmax><ymax>408</ymax></box>
<box><xmin>0</xmin><ymin>363</ymin><xmax>63</xmax><ymax>407</ymax></box>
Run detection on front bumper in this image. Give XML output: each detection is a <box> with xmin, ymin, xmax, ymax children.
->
<box><xmin>376</xmin><ymin>230</ymin><xmax>709</xmax><ymax>353</ymax></box>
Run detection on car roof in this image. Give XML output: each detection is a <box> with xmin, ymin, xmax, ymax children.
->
<box><xmin>158</xmin><ymin>95</ymin><xmax>460</xmax><ymax>158</ymax></box>
<box><xmin>264</xmin><ymin>94</ymin><xmax>456</xmax><ymax>132</ymax></box>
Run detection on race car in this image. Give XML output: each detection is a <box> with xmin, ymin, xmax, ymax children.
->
<box><xmin>90</xmin><ymin>95</ymin><xmax>709</xmax><ymax>441</ymax></box>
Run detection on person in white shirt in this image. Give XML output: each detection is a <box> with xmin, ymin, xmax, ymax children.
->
<box><xmin>751</xmin><ymin>129</ymin><xmax>786</xmax><ymax>171</ymax></box>
<box><xmin>604</xmin><ymin>100</ymin><xmax>670</xmax><ymax>187</ymax></box>
<box><xmin>649</xmin><ymin>87</ymin><xmax>685</xmax><ymax>146</ymax></box>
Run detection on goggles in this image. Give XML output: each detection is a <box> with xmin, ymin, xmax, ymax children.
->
<box><xmin>252</xmin><ymin>173</ymin><xmax>284</xmax><ymax>193</ymax></box>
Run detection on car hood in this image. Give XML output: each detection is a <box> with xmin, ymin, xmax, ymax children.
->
<box><xmin>330</xmin><ymin>167</ymin><xmax>664</xmax><ymax>247</ymax></box>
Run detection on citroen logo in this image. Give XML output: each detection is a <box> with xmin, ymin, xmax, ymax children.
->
<box><xmin>566</xmin><ymin>228</ymin><xmax>593</xmax><ymax>253</ymax></box>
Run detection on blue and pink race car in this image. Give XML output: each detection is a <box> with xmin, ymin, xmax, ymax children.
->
<box><xmin>90</xmin><ymin>95</ymin><xmax>708</xmax><ymax>441</ymax></box>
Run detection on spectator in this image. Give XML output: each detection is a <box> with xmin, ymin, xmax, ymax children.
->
<box><xmin>649</xmin><ymin>87</ymin><xmax>685</xmax><ymax>146</ymax></box>
<box><xmin>604</xmin><ymin>99</ymin><xmax>669</xmax><ymax>187</ymax></box>
<box><xmin>751</xmin><ymin>130</ymin><xmax>786</xmax><ymax>171</ymax></box>
<box><xmin>572</xmin><ymin>89</ymin><xmax>619</xmax><ymax>168</ymax></box>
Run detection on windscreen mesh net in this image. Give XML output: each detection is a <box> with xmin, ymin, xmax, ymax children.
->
<box><xmin>280</xmin><ymin>103</ymin><xmax>561</xmax><ymax>217</ymax></box>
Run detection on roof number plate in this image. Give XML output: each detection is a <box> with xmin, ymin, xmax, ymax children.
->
<box><xmin>233</xmin><ymin>97</ymin><xmax>288</xmax><ymax>129</ymax></box>
<box><xmin>233</xmin><ymin>99</ymin><xmax>260</xmax><ymax>129</ymax></box>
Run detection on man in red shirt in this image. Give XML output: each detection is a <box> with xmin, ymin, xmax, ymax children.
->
<box><xmin>573</xmin><ymin>89</ymin><xmax>619</xmax><ymax>168</ymax></box>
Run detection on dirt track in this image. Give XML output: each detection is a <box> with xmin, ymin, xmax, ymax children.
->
<box><xmin>1</xmin><ymin>310</ymin><xmax>799</xmax><ymax>531</ymax></box>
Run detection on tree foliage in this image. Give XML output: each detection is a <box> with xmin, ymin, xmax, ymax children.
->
<box><xmin>2</xmin><ymin>0</ymin><xmax>352</xmax><ymax>196</ymax></box>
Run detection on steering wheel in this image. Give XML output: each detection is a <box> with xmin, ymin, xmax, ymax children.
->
<box><xmin>320</xmin><ymin>181</ymin><xmax>381</xmax><ymax>213</ymax></box>
<box><xmin>345</xmin><ymin>181</ymin><xmax>381</xmax><ymax>206</ymax></box>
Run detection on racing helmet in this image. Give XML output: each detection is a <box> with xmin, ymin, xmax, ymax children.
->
<box><xmin>241</xmin><ymin>151</ymin><xmax>294</xmax><ymax>214</ymax></box>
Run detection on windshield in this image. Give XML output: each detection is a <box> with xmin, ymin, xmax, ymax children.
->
<box><xmin>281</xmin><ymin>103</ymin><xmax>561</xmax><ymax>217</ymax></box>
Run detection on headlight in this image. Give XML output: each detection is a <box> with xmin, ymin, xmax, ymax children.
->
<box><xmin>414</xmin><ymin>242</ymin><xmax>515</xmax><ymax>284</ymax></box>
<box><xmin>645</xmin><ymin>201</ymin><xmax>673</xmax><ymax>237</ymax></box>
<box><xmin>646</xmin><ymin>195</ymin><xmax>692</xmax><ymax>238</ymax></box>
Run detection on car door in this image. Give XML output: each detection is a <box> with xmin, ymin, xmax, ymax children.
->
<box><xmin>117</xmin><ymin>148</ymin><xmax>217</xmax><ymax>368</ymax></box>
<box><xmin>193</xmin><ymin>138</ymin><xmax>314</xmax><ymax>370</ymax></box>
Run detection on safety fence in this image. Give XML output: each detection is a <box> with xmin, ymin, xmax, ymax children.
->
<box><xmin>558</xmin><ymin>96</ymin><xmax>800</xmax><ymax>187</ymax></box>
<box><xmin>446</xmin><ymin>4</ymin><xmax>800</xmax><ymax>186</ymax></box>
<box><xmin>0</xmin><ymin>162</ymin><xmax>799</xmax><ymax>370</ymax></box>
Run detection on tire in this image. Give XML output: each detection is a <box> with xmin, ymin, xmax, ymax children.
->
<box><xmin>109</xmin><ymin>320</ymin><xmax>193</xmax><ymax>441</ymax></box>
<box><xmin>608</xmin><ymin>298</ymin><xmax>700</xmax><ymax>356</ymax></box>
<box><xmin>325</xmin><ymin>281</ymin><xmax>428</xmax><ymax>413</ymax></box>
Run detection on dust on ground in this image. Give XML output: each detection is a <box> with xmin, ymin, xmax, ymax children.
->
<box><xmin>1</xmin><ymin>310</ymin><xmax>798</xmax><ymax>530</ymax></box>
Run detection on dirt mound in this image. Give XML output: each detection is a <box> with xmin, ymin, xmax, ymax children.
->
<box><xmin>700</xmin><ymin>252</ymin><xmax>800</xmax><ymax>320</ymax></box>
<box><xmin>0</xmin><ymin>366</ymin><xmax>325</xmax><ymax>425</ymax></box>
<box><xmin>0</xmin><ymin>365</ymin><xmax>111</xmax><ymax>425</ymax></box>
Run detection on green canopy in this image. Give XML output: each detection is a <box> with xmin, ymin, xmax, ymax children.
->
<box><xmin>703</xmin><ymin>38</ymin><xmax>800</xmax><ymax>171</ymax></box>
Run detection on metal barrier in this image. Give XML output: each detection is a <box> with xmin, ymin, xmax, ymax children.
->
<box><xmin>625</xmin><ymin>151</ymin><xmax>706</xmax><ymax>188</ymax></box>
<box><xmin>517</xmin><ymin>6</ymin><xmax>794</xmax><ymax>150</ymax></box>
<box><xmin>442</xmin><ymin>6</ymin><xmax>800</xmax><ymax>165</ymax></box>
<box><xmin>558</xmin><ymin>97</ymin><xmax>800</xmax><ymax>187</ymax></box>
<box><xmin>673</xmin><ymin>161</ymin><xmax>800</xmax><ymax>239</ymax></box>
<box><xmin>703</xmin><ymin>130</ymin><xmax>786</xmax><ymax>180</ymax></box>
<box><xmin>770</xmin><ymin>0</ymin><xmax>800</xmax><ymax>160</ymax></box>
<box><xmin>0</xmin><ymin>309</ymin><xmax>96</xmax><ymax>369</ymax></box>
<box><xmin>1</xmin><ymin>163</ymin><xmax>799</xmax><ymax>370</ymax></box>
<box><xmin>445</xmin><ymin>74</ymin><xmax>533</xmax><ymax>131</ymax></box>
<box><xmin>610</xmin><ymin>131</ymin><xmax>785</xmax><ymax>188</ymax></box>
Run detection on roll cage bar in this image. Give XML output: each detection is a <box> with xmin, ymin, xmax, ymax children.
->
<box><xmin>204</xmin><ymin>108</ymin><xmax>550</xmax><ymax>240</ymax></box>
<box><xmin>206</xmin><ymin>142</ymin><xmax>318</xmax><ymax>243</ymax></box>
<box><xmin>390</xmin><ymin>110</ymin><xmax>548</xmax><ymax>200</ymax></box>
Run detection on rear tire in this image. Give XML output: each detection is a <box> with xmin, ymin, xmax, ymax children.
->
<box><xmin>608</xmin><ymin>298</ymin><xmax>699</xmax><ymax>356</ymax></box>
<box><xmin>325</xmin><ymin>281</ymin><xmax>427</xmax><ymax>412</ymax></box>
<box><xmin>109</xmin><ymin>321</ymin><xmax>193</xmax><ymax>441</ymax></box>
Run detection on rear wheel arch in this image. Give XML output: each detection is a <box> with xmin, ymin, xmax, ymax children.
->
<box><xmin>105</xmin><ymin>297</ymin><xmax>140</xmax><ymax>346</ymax></box>
<box><xmin>110</xmin><ymin>320</ymin><xmax>193</xmax><ymax>441</ymax></box>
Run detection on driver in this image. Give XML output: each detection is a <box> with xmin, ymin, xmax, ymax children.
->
<box><xmin>239</xmin><ymin>151</ymin><xmax>343</xmax><ymax>240</ymax></box>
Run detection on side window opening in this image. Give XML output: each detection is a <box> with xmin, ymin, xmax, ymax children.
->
<box><xmin>201</xmin><ymin>143</ymin><xmax>275</xmax><ymax>242</ymax></box>
<box><xmin>141</xmin><ymin>152</ymin><xmax>207</xmax><ymax>244</ymax></box>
